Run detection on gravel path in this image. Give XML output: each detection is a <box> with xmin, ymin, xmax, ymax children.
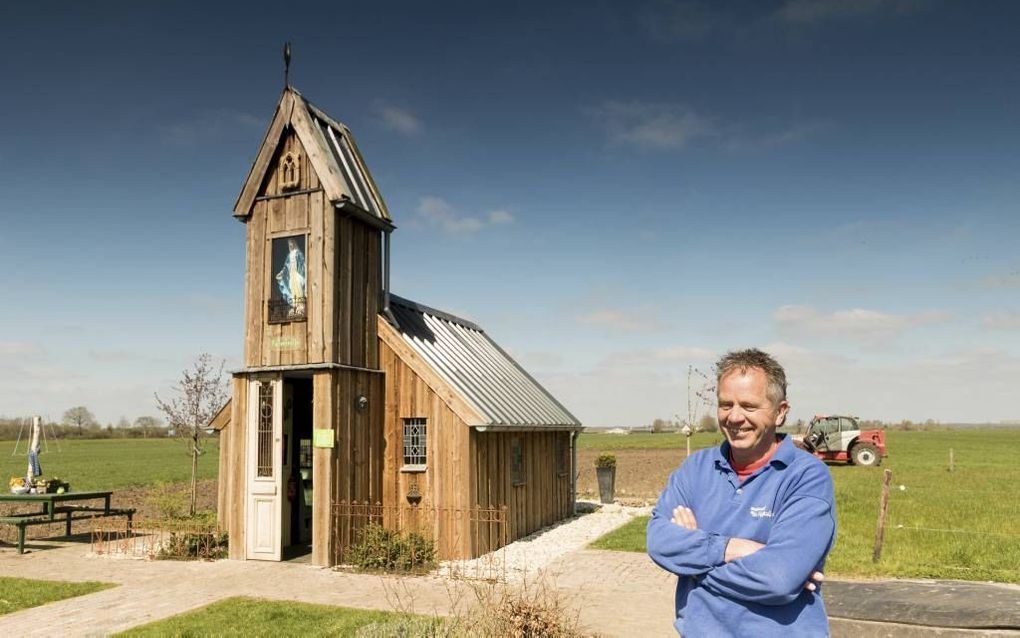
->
<box><xmin>438</xmin><ymin>502</ymin><xmax>650</xmax><ymax>582</ymax></box>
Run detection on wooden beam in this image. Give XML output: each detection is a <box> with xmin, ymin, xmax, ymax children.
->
<box><xmin>312</xmin><ymin>371</ymin><xmax>336</xmax><ymax>567</ymax></box>
<box><xmin>234</xmin><ymin>91</ymin><xmax>295</xmax><ymax>217</ymax></box>
<box><xmin>289</xmin><ymin>95</ymin><xmax>348</xmax><ymax>204</ymax></box>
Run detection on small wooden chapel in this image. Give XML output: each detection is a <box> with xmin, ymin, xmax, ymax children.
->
<box><xmin>213</xmin><ymin>85</ymin><xmax>582</xmax><ymax>566</ymax></box>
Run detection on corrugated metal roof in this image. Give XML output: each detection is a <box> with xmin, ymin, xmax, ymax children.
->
<box><xmin>389</xmin><ymin>295</ymin><xmax>581</xmax><ymax>429</ymax></box>
<box><xmin>301</xmin><ymin>93</ymin><xmax>392</xmax><ymax>221</ymax></box>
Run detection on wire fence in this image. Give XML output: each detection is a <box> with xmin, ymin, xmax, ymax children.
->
<box><xmin>91</xmin><ymin>518</ymin><xmax>227</xmax><ymax>560</ymax></box>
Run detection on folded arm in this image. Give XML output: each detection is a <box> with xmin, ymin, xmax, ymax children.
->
<box><xmin>647</xmin><ymin>468</ymin><xmax>730</xmax><ymax>576</ymax></box>
<box><xmin>700</xmin><ymin>487</ymin><xmax>836</xmax><ymax>606</ymax></box>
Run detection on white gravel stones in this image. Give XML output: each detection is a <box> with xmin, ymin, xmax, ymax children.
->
<box><xmin>438</xmin><ymin>502</ymin><xmax>651</xmax><ymax>582</ymax></box>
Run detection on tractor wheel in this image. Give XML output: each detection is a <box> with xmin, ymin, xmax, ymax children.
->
<box><xmin>850</xmin><ymin>442</ymin><xmax>880</xmax><ymax>467</ymax></box>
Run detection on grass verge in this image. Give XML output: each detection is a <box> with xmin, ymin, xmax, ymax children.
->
<box><xmin>0</xmin><ymin>577</ymin><xmax>114</xmax><ymax>615</ymax></box>
<box><xmin>589</xmin><ymin>516</ymin><xmax>648</xmax><ymax>552</ymax></box>
<box><xmin>115</xmin><ymin>597</ymin><xmax>413</xmax><ymax>637</ymax></box>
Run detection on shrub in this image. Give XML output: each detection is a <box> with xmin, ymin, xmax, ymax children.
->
<box><xmin>146</xmin><ymin>481</ymin><xmax>188</xmax><ymax>519</ymax></box>
<box><xmin>156</xmin><ymin>528</ymin><xmax>228</xmax><ymax>560</ymax></box>
<box><xmin>463</xmin><ymin>578</ymin><xmax>584</xmax><ymax>638</ymax></box>
<box><xmin>347</xmin><ymin>523</ymin><xmax>436</xmax><ymax>574</ymax></box>
<box><xmin>594</xmin><ymin>453</ymin><xmax>616</xmax><ymax>469</ymax></box>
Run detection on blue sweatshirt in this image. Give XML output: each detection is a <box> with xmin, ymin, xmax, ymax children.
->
<box><xmin>647</xmin><ymin>435</ymin><xmax>836</xmax><ymax>637</ymax></box>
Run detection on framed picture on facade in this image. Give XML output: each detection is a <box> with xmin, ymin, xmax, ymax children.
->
<box><xmin>269</xmin><ymin>234</ymin><xmax>307</xmax><ymax>323</ymax></box>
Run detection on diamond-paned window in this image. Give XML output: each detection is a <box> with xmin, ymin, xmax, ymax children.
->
<box><xmin>403</xmin><ymin>418</ymin><xmax>427</xmax><ymax>468</ymax></box>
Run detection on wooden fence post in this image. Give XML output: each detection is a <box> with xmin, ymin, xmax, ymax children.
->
<box><xmin>872</xmin><ymin>469</ymin><xmax>893</xmax><ymax>563</ymax></box>
<box><xmin>949</xmin><ymin>448</ymin><xmax>955</xmax><ymax>472</ymax></box>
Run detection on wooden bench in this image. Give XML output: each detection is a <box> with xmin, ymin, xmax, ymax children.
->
<box><xmin>0</xmin><ymin>491</ymin><xmax>135</xmax><ymax>554</ymax></box>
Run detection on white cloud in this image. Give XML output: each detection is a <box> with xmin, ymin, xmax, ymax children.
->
<box><xmin>589</xmin><ymin>100</ymin><xmax>825</xmax><ymax>152</ymax></box>
<box><xmin>415</xmin><ymin>197</ymin><xmax>514</xmax><ymax>235</ymax></box>
<box><xmin>589</xmin><ymin>101</ymin><xmax>715</xmax><ymax>151</ymax></box>
<box><xmin>600</xmin><ymin>345</ymin><xmax>716</xmax><ymax>367</ymax></box>
<box><xmin>983</xmin><ymin>271</ymin><xmax>1020</xmax><ymax>289</ymax></box>
<box><xmin>0</xmin><ymin>341</ymin><xmax>45</xmax><ymax>356</ymax></box>
<box><xmin>774</xmin><ymin>305</ymin><xmax>950</xmax><ymax>339</ymax></box>
<box><xmin>375</xmin><ymin>102</ymin><xmax>423</xmax><ymax>136</ymax></box>
<box><xmin>575</xmin><ymin>308</ymin><xmax>667</xmax><ymax>334</ymax></box>
<box><xmin>487</xmin><ymin>209</ymin><xmax>515</xmax><ymax>225</ymax></box>
<box><xmin>724</xmin><ymin>120</ymin><xmax>830</xmax><ymax>152</ymax></box>
<box><xmin>161</xmin><ymin>109</ymin><xmax>263</xmax><ymax>147</ymax></box>
<box><xmin>983</xmin><ymin>312</ymin><xmax>1020</xmax><ymax>331</ymax></box>
<box><xmin>776</xmin><ymin>0</ymin><xmax>924</xmax><ymax>25</ymax></box>
<box><xmin>545</xmin><ymin>343</ymin><xmax>1020</xmax><ymax>427</ymax></box>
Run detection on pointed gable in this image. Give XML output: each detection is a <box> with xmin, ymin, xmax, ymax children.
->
<box><xmin>234</xmin><ymin>87</ymin><xmax>391</xmax><ymax>223</ymax></box>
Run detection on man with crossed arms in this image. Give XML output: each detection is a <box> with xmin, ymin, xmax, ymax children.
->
<box><xmin>648</xmin><ymin>349</ymin><xmax>836</xmax><ymax>636</ymax></box>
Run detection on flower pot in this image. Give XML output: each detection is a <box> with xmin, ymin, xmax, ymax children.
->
<box><xmin>596</xmin><ymin>466</ymin><xmax>616</xmax><ymax>504</ymax></box>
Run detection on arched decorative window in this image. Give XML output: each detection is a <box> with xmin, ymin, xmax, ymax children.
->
<box><xmin>278</xmin><ymin>151</ymin><xmax>300</xmax><ymax>191</ymax></box>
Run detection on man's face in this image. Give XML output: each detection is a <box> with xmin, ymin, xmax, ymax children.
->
<box><xmin>717</xmin><ymin>367</ymin><xmax>789</xmax><ymax>461</ymax></box>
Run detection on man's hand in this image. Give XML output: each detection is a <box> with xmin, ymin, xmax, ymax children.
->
<box><xmin>804</xmin><ymin>571</ymin><xmax>824</xmax><ymax>592</ymax></box>
<box><xmin>724</xmin><ymin>537</ymin><xmax>765</xmax><ymax>562</ymax></box>
<box><xmin>672</xmin><ymin>506</ymin><xmax>698</xmax><ymax>529</ymax></box>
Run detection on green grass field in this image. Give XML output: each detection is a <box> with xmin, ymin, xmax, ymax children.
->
<box><xmin>0</xmin><ymin>577</ymin><xmax>114</xmax><ymax>615</ymax></box>
<box><xmin>588</xmin><ymin>428</ymin><xmax>1020</xmax><ymax>583</ymax></box>
<box><xmin>0</xmin><ymin>439</ymin><xmax>220</xmax><ymax>491</ymax></box>
<box><xmin>115</xmin><ymin>597</ymin><xmax>417</xmax><ymax>637</ymax></box>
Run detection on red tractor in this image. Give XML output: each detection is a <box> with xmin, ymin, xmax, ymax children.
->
<box><xmin>797</xmin><ymin>415</ymin><xmax>887</xmax><ymax>466</ymax></box>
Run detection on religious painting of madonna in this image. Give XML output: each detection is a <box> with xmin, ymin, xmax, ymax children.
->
<box><xmin>269</xmin><ymin>234</ymin><xmax>307</xmax><ymax>323</ymax></box>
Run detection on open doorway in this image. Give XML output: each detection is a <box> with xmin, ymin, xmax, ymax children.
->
<box><xmin>282</xmin><ymin>376</ymin><xmax>313</xmax><ymax>561</ymax></box>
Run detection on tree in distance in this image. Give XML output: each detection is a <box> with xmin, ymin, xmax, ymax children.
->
<box><xmin>697</xmin><ymin>414</ymin><xmax>718</xmax><ymax>433</ymax></box>
<box><xmin>133</xmin><ymin>415</ymin><xmax>163</xmax><ymax>439</ymax></box>
<box><xmin>62</xmin><ymin>406</ymin><xmax>97</xmax><ymax>436</ymax></box>
<box><xmin>155</xmin><ymin>354</ymin><xmax>227</xmax><ymax>517</ymax></box>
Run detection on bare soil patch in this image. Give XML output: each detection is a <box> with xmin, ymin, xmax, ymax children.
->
<box><xmin>576</xmin><ymin>449</ymin><xmax>684</xmax><ymax>504</ymax></box>
<box><xmin>0</xmin><ymin>480</ymin><xmax>219</xmax><ymax>547</ymax></box>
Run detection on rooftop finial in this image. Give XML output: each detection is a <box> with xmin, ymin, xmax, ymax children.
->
<box><xmin>283</xmin><ymin>42</ymin><xmax>292</xmax><ymax>88</ymax></box>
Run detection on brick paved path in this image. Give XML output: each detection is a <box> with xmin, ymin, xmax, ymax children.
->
<box><xmin>6</xmin><ymin>536</ymin><xmax>1015</xmax><ymax>636</ymax></box>
<box><xmin>0</xmin><ymin>537</ymin><xmax>675</xmax><ymax>637</ymax></box>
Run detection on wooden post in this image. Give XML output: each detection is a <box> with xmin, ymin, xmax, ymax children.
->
<box><xmin>949</xmin><ymin>448</ymin><xmax>955</xmax><ymax>472</ymax></box>
<box><xmin>872</xmin><ymin>469</ymin><xmax>893</xmax><ymax>563</ymax></box>
<box><xmin>686</xmin><ymin>436</ymin><xmax>691</xmax><ymax>459</ymax></box>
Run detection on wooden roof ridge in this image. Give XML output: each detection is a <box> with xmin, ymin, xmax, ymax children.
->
<box><xmin>233</xmin><ymin>87</ymin><xmax>391</xmax><ymax>222</ymax></box>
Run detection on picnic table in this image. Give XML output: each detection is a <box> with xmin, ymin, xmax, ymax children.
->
<box><xmin>0</xmin><ymin>490</ymin><xmax>135</xmax><ymax>554</ymax></box>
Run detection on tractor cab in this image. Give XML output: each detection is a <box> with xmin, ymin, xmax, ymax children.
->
<box><xmin>802</xmin><ymin>415</ymin><xmax>886</xmax><ymax>466</ymax></box>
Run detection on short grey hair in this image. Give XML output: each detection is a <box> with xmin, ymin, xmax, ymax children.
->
<box><xmin>715</xmin><ymin>348</ymin><xmax>787</xmax><ymax>407</ymax></box>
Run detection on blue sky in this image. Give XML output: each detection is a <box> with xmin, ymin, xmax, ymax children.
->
<box><xmin>1</xmin><ymin>0</ymin><xmax>1018</xmax><ymax>426</ymax></box>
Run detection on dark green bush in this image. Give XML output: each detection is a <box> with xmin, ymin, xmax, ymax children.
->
<box><xmin>347</xmin><ymin>523</ymin><xmax>436</xmax><ymax>573</ymax></box>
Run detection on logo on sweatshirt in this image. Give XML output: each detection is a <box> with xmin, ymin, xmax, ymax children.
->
<box><xmin>749</xmin><ymin>506</ymin><xmax>774</xmax><ymax>519</ymax></box>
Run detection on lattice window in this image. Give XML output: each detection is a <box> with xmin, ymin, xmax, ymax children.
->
<box><xmin>257</xmin><ymin>381</ymin><xmax>274</xmax><ymax>477</ymax></box>
<box><xmin>512</xmin><ymin>437</ymin><xmax>525</xmax><ymax>486</ymax></box>
<box><xmin>402</xmin><ymin>418</ymin><xmax>427</xmax><ymax>468</ymax></box>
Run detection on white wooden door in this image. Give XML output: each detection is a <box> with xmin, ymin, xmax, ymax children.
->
<box><xmin>246</xmin><ymin>376</ymin><xmax>283</xmax><ymax>561</ymax></box>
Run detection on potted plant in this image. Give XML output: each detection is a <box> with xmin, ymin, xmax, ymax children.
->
<box><xmin>595</xmin><ymin>453</ymin><xmax>617</xmax><ymax>504</ymax></box>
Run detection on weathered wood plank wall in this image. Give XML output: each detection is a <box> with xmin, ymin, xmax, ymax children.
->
<box><xmin>242</xmin><ymin>130</ymin><xmax>380</xmax><ymax>371</ymax></box>
<box><xmin>470</xmin><ymin>430</ymin><xmax>573</xmax><ymax>554</ymax></box>
<box><xmin>378</xmin><ymin>337</ymin><xmax>472</xmax><ymax>558</ymax></box>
